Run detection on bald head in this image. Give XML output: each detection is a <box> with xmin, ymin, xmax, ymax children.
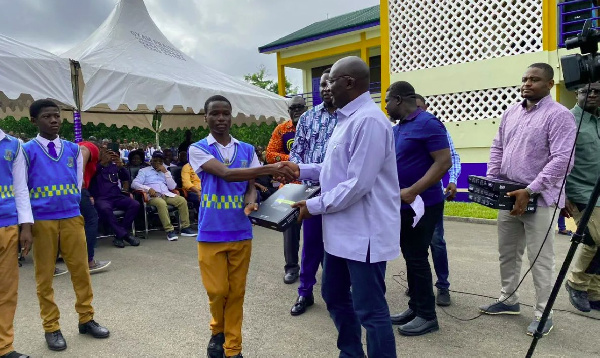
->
<box><xmin>288</xmin><ymin>96</ymin><xmax>306</xmax><ymax>107</ymax></box>
<box><xmin>332</xmin><ymin>56</ymin><xmax>370</xmax><ymax>87</ymax></box>
<box><xmin>329</xmin><ymin>56</ymin><xmax>371</xmax><ymax>108</ymax></box>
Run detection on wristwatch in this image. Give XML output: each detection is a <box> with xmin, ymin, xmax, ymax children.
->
<box><xmin>525</xmin><ymin>187</ymin><xmax>535</xmax><ymax>196</ymax></box>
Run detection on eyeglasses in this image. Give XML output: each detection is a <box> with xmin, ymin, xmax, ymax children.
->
<box><xmin>288</xmin><ymin>105</ymin><xmax>307</xmax><ymax>111</ymax></box>
<box><xmin>578</xmin><ymin>88</ymin><xmax>600</xmax><ymax>95</ymax></box>
<box><xmin>326</xmin><ymin>75</ymin><xmax>354</xmax><ymax>85</ymax></box>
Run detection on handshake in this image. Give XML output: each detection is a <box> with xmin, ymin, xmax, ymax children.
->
<box><xmin>263</xmin><ymin>161</ymin><xmax>300</xmax><ymax>183</ymax></box>
<box><xmin>261</xmin><ymin>161</ymin><xmax>313</xmax><ymax>222</ymax></box>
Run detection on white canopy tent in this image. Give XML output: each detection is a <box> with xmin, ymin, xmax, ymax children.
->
<box><xmin>0</xmin><ymin>34</ymin><xmax>76</xmax><ymax>120</ymax></box>
<box><xmin>62</xmin><ymin>0</ymin><xmax>290</xmax><ymax>131</ymax></box>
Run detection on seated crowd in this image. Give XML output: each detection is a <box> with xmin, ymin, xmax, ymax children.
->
<box><xmin>78</xmin><ymin>136</ymin><xmax>207</xmax><ymax>274</ymax></box>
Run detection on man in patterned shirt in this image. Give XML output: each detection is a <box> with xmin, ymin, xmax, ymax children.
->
<box><xmin>415</xmin><ymin>94</ymin><xmax>461</xmax><ymax>307</ymax></box>
<box><xmin>266</xmin><ymin>96</ymin><xmax>307</xmax><ymax>284</ymax></box>
<box><xmin>288</xmin><ymin>68</ymin><xmax>338</xmax><ymax>316</ymax></box>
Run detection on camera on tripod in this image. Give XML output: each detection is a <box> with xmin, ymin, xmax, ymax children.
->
<box><xmin>561</xmin><ymin>19</ymin><xmax>600</xmax><ymax>90</ymax></box>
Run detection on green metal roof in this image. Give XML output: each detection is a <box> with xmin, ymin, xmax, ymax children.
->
<box><xmin>259</xmin><ymin>5</ymin><xmax>380</xmax><ymax>53</ymax></box>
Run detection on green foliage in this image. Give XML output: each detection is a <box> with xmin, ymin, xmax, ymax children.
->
<box><xmin>0</xmin><ymin>116</ymin><xmax>278</xmax><ymax>148</ymax></box>
<box><xmin>244</xmin><ymin>64</ymin><xmax>298</xmax><ymax>95</ymax></box>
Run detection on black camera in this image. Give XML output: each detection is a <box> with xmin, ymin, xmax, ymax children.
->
<box><xmin>561</xmin><ymin>19</ymin><xmax>600</xmax><ymax>90</ymax></box>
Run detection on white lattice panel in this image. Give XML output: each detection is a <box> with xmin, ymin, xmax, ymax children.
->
<box><xmin>389</xmin><ymin>0</ymin><xmax>543</xmax><ymax>72</ymax></box>
<box><xmin>425</xmin><ymin>86</ymin><xmax>522</xmax><ymax>122</ymax></box>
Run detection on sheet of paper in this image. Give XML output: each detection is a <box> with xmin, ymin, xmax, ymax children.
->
<box><xmin>410</xmin><ymin>195</ymin><xmax>425</xmax><ymax>228</ymax></box>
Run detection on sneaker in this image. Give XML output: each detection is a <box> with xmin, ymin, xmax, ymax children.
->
<box><xmin>479</xmin><ymin>301</ymin><xmax>521</xmax><ymax>315</ymax></box>
<box><xmin>180</xmin><ymin>227</ymin><xmax>197</xmax><ymax>237</ymax></box>
<box><xmin>207</xmin><ymin>332</ymin><xmax>224</xmax><ymax>358</ymax></box>
<box><xmin>590</xmin><ymin>300</ymin><xmax>600</xmax><ymax>310</ymax></box>
<box><xmin>565</xmin><ymin>282</ymin><xmax>591</xmax><ymax>312</ymax></box>
<box><xmin>166</xmin><ymin>231</ymin><xmax>178</xmax><ymax>241</ymax></box>
<box><xmin>89</xmin><ymin>260</ymin><xmax>111</xmax><ymax>274</ymax></box>
<box><xmin>527</xmin><ymin>317</ymin><xmax>553</xmax><ymax>336</ymax></box>
<box><xmin>53</xmin><ymin>267</ymin><xmax>68</xmax><ymax>277</ymax></box>
<box><xmin>436</xmin><ymin>288</ymin><xmax>451</xmax><ymax>307</ymax></box>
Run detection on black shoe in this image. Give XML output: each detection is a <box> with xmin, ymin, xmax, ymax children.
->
<box><xmin>1</xmin><ymin>351</ymin><xmax>31</xmax><ymax>358</ymax></box>
<box><xmin>565</xmin><ymin>282</ymin><xmax>591</xmax><ymax>312</ymax></box>
<box><xmin>112</xmin><ymin>238</ymin><xmax>125</xmax><ymax>248</ymax></box>
<box><xmin>123</xmin><ymin>235</ymin><xmax>140</xmax><ymax>246</ymax></box>
<box><xmin>590</xmin><ymin>300</ymin><xmax>600</xmax><ymax>310</ymax></box>
<box><xmin>224</xmin><ymin>354</ymin><xmax>243</xmax><ymax>358</ymax></box>
<box><xmin>390</xmin><ymin>308</ymin><xmax>415</xmax><ymax>325</ymax></box>
<box><xmin>78</xmin><ymin>320</ymin><xmax>110</xmax><ymax>338</ymax></box>
<box><xmin>45</xmin><ymin>330</ymin><xmax>67</xmax><ymax>351</ymax></box>
<box><xmin>436</xmin><ymin>288</ymin><xmax>451</xmax><ymax>307</ymax></box>
<box><xmin>290</xmin><ymin>295</ymin><xmax>314</xmax><ymax>316</ymax></box>
<box><xmin>207</xmin><ymin>332</ymin><xmax>225</xmax><ymax>358</ymax></box>
<box><xmin>283</xmin><ymin>271</ymin><xmax>299</xmax><ymax>284</ymax></box>
<box><xmin>398</xmin><ymin>317</ymin><xmax>439</xmax><ymax>336</ymax></box>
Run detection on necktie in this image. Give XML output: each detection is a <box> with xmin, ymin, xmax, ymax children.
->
<box><xmin>47</xmin><ymin>142</ymin><xmax>58</xmax><ymax>158</ymax></box>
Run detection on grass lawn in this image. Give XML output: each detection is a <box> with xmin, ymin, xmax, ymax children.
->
<box><xmin>444</xmin><ymin>201</ymin><xmax>498</xmax><ymax>220</ymax></box>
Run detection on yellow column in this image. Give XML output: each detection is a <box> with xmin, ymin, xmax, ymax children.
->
<box><xmin>379</xmin><ymin>0</ymin><xmax>391</xmax><ymax>110</ymax></box>
<box><xmin>276</xmin><ymin>52</ymin><xmax>286</xmax><ymax>96</ymax></box>
<box><xmin>542</xmin><ymin>0</ymin><xmax>557</xmax><ymax>51</ymax></box>
<box><xmin>360</xmin><ymin>33</ymin><xmax>369</xmax><ymax>66</ymax></box>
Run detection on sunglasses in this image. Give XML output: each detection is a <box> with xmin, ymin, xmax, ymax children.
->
<box><xmin>289</xmin><ymin>105</ymin><xmax>306</xmax><ymax>111</ymax></box>
<box><xmin>578</xmin><ymin>88</ymin><xmax>600</xmax><ymax>95</ymax></box>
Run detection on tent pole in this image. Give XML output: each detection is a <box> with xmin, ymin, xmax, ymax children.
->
<box><xmin>71</xmin><ymin>60</ymin><xmax>83</xmax><ymax>143</ymax></box>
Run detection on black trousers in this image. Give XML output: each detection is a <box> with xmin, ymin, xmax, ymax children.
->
<box><xmin>400</xmin><ymin>201</ymin><xmax>444</xmax><ymax>320</ymax></box>
<box><xmin>283</xmin><ymin>222</ymin><xmax>302</xmax><ymax>273</ymax></box>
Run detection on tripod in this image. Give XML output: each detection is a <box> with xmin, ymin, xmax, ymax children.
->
<box><xmin>526</xmin><ymin>175</ymin><xmax>600</xmax><ymax>357</ymax></box>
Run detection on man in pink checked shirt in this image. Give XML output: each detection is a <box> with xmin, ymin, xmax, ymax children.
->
<box><xmin>479</xmin><ymin>63</ymin><xmax>577</xmax><ymax>336</ymax></box>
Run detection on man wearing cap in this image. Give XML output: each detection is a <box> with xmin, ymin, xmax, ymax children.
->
<box><xmin>131</xmin><ymin>151</ymin><xmax>196</xmax><ymax>241</ymax></box>
<box><xmin>385</xmin><ymin>81</ymin><xmax>452</xmax><ymax>336</ymax></box>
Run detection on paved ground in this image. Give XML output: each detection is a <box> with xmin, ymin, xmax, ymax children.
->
<box><xmin>12</xmin><ymin>221</ymin><xmax>600</xmax><ymax>357</ymax></box>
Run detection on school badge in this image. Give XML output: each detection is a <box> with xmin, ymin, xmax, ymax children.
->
<box><xmin>4</xmin><ymin>149</ymin><xmax>13</xmax><ymax>161</ymax></box>
<box><xmin>67</xmin><ymin>157</ymin><xmax>74</xmax><ymax>167</ymax></box>
<box><xmin>240</xmin><ymin>160</ymin><xmax>248</xmax><ymax>168</ymax></box>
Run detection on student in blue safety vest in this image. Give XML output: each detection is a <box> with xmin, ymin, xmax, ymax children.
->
<box><xmin>22</xmin><ymin>99</ymin><xmax>110</xmax><ymax>352</ymax></box>
<box><xmin>188</xmin><ymin>95</ymin><xmax>295</xmax><ymax>358</ymax></box>
<box><xmin>0</xmin><ymin>127</ymin><xmax>33</xmax><ymax>358</ymax></box>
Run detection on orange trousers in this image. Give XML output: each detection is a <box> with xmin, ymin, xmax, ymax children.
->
<box><xmin>198</xmin><ymin>239</ymin><xmax>252</xmax><ymax>357</ymax></box>
<box><xmin>32</xmin><ymin>216</ymin><xmax>95</xmax><ymax>332</ymax></box>
<box><xmin>0</xmin><ymin>225</ymin><xmax>19</xmax><ymax>356</ymax></box>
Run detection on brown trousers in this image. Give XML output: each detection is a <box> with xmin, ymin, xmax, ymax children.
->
<box><xmin>198</xmin><ymin>240</ymin><xmax>252</xmax><ymax>357</ymax></box>
<box><xmin>0</xmin><ymin>225</ymin><xmax>19</xmax><ymax>356</ymax></box>
<box><xmin>32</xmin><ymin>216</ymin><xmax>95</xmax><ymax>332</ymax></box>
<box><xmin>567</xmin><ymin>206</ymin><xmax>600</xmax><ymax>301</ymax></box>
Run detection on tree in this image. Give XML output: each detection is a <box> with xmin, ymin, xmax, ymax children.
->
<box><xmin>244</xmin><ymin>64</ymin><xmax>298</xmax><ymax>95</ymax></box>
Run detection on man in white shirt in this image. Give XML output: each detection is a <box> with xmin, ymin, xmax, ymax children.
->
<box><xmin>131</xmin><ymin>151</ymin><xmax>196</xmax><ymax>241</ymax></box>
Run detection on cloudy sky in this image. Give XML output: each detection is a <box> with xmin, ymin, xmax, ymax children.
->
<box><xmin>1</xmin><ymin>0</ymin><xmax>379</xmax><ymax>92</ymax></box>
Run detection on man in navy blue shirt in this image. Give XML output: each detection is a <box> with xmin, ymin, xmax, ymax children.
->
<box><xmin>385</xmin><ymin>81</ymin><xmax>451</xmax><ymax>336</ymax></box>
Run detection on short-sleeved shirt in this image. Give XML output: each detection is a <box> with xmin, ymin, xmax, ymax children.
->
<box><xmin>91</xmin><ymin>162</ymin><xmax>131</xmax><ymax>199</ymax></box>
<box><xmin>188</xmin><ymin>134</ymin><xmax>261</xmax><ymax>173</ymax></box>
<box><xmin>566</xmin><ymin>105</ymin><xmax>600</xmax><ymax>207</ymax></box>
<box><xmin>393</xmin><ymin>108</ymin><xmax>450</xmax><ymax>207</ymax></box>
<box><xmin>78</xmin><ymin>141</ymin><xmax>99</xmax><ymax>189</ymax></box>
